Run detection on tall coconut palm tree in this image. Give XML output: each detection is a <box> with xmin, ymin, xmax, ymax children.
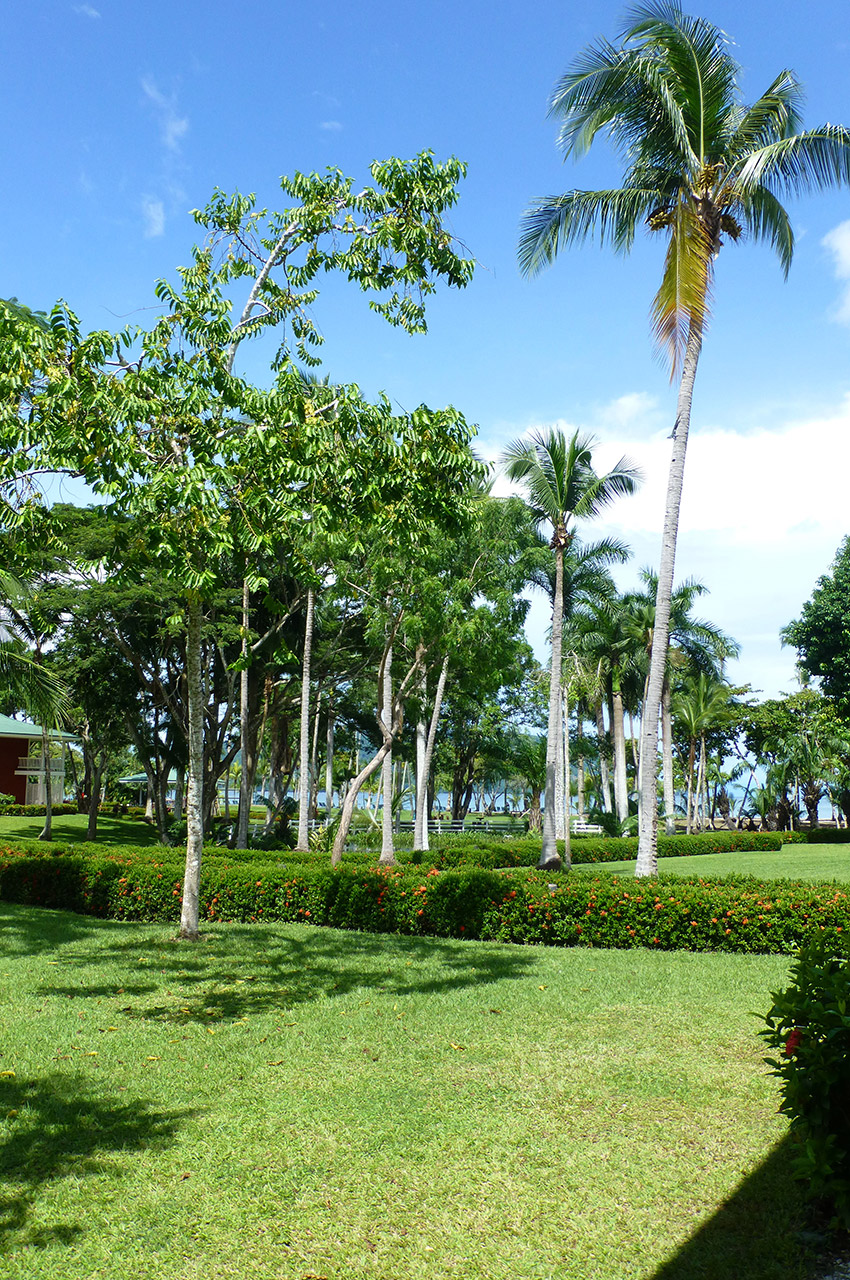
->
<box><xmin>518</xmin><ymin>1</ymin><xmax>850</xmax><ymax>875</ymax></box>
<box><xmin>503</xmin><ymin>429</ymin><xmax>638</xmax><ymax>869</ymax></box>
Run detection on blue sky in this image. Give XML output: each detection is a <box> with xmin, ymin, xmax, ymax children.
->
<box><xmin>4</xmin><ymin>0</ymin><xmax>850</xmax><ymax>698</ymax></box>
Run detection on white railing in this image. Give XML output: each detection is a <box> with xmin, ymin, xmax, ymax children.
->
<box><xmin>16</xmin><ymin>756</ymin><xmax>64</xmax><ymax>774</ymax></box>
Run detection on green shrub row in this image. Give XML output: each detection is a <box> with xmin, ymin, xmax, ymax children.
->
<box><xmin>0</xmin><ymin>803</ymin><xmax>80</xmax><ymax>817</ymax></box>
<box><xmin>3</xmin><ymin>843</ymin><xmax>850</xmax><ymax>954</ymax></box>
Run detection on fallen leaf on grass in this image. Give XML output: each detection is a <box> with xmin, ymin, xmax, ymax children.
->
<box><xmin>179</xmin><ymin>1172</ymin><xmax>191</xmax><ymax>1180</ymax></box>
<box><xmin>538</xmin><ymin>985</ymin><xmax>547</xmax><ymax>991</ymax></box>
<box><xmin>84</xmin><ymin>1051</ymin><xmax>98</xmax><ymax>1057</ymax></box>
<box><xmin>449</xmin><ymin>1043</ymin><xmax>466</xmax><ymax>1051</ymax></box>
<box><xmin>0</xmin><ymin>1071</ymin><xmax>15</xmax><ymax>1078</ymax></box>
<box><xmin>146</xmin><ymin>1056</ymin><xmax>160</xmax><ymax>1062</ymax></box>
<box><xmin>266</xmin><ymin>1060</ymin><xmax>286</xmax><ymax>1067</ymax></box>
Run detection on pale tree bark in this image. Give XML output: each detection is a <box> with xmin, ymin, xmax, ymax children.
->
<box><xmin>414</xmin><ymin>663</ymin><xmax>427</xmax><ymax>851</ymax></box>
<box><xmin>636</xmin><ymin>323</ymin><xmax>703</xmax><ymax>877</ymax></box>
<box><xmin>541</xmin><ymin>542</ymin><xmax>565</xmax><ymax>870</ymax></box>
<box><xmin>179</xmin><ymin>594</ymin><xmax>205</xmax><ymax>940</ymax></box>
<box><xmin>685</xmin><ymin>737</ymin><xmax>696</xmax><ymax>834</ymax></box>
<box><xmin>174</xmin><ymin>769</ymin><xmax>185</xmax><ymax>819</ymax></box>
<box><xmin>595</xmin><ymin>700</ymin><xmax>612</xmax><ymax>814</ymax></box>
<box><xmin>325</xmin><ymin>698</ymin><xmax>335</xmax><ymax>814</ymax></box>
<box><xmin>661</xmin><ymin>676</ymin><xmax>676</xmax><ymax>835</ymax></box>
<box><xmin>555</xmin><ymin>690</ymin><xmax>566</xmax><ymax>842</ymax></box>
<box><xmin>563</xmin><ymin>689</ymin><xmax>572</xmax><ymax>866</ymax></box>
<box><xmin>331</xmin><ymin>642</ymin><xmax>422</xmax><ymax>864</ymax></box>
<box><xmin>236</xmin><ymin>577</ymin><xmax>252</xmax><ymax>849</ymax></box>
<box><xmin>379</xmin><ymin>642</ymin><xmax>395</xmax><ymax>865</ymax></box>
<box><xmin>86</xmin><ymin>753</ymin><xmax>105</xmax><ymax>841</ymax></box>
<box><xmin>295</xmin><ymin>586</ymin><xmax>315</xmax><ymax>852</ymax></box>
<box><xmin>415</xmin><ymin>653</ymin><xmax>449</xmax><ymax>855</ymax></box>
<box><xmin>611</xmin><ymin>683</ymin><xmax>629</xmax><ymax>828</ymax></box>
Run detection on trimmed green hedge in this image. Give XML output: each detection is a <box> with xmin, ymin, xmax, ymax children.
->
<box><xmin>2</xmin><ymin>842</ymin><xmax>850</xmax><ymax>954</ymax></box>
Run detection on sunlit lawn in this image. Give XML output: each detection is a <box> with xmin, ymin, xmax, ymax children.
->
<box><xmin>0</xmin><ymin>813</ymin><xmax>160</xmax><ymax>847</ymax></box>
<box><xmin>574</xmin><ymin>844</ymin><xmax>850</xmax><ymax>882</ymax></box>
<box><xmin>0</xmin><ymin>902</ymin><xmax>810</xmax><ymax>1280</ymax></box>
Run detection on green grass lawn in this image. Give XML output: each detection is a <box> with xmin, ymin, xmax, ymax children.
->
<box><xmin>0</xmin><ymin>813</ymin><xmax>160</xmax><ymax>847</ymax></box>
<box><xmin>0</xmin><ymin>902</ymin><xmax>811</xmax><ymax>1279</ymax></box>
<box><xmin>574</xmin><ymin>845</ymin><xmax>850</xmax><ymax>882</ymax></box>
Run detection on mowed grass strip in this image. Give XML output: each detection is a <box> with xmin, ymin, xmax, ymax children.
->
<box><xmin>573</xmin><ymin>844</ymin><xmax>850</xmax><ymax>882</ymax></box>
<box><xmin>0</xmin><ymin>903</ymin><xmax>806</xmax><ymax>1280</ymax></box>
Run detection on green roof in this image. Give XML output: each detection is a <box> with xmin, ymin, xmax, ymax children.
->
<box><xmin>0</xmin><ymin>714</ymin><xmax>74</xmax><ymax>740</ymax></box>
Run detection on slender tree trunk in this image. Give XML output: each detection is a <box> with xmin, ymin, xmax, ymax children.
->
<box><xmin>415</xmin><ymin>653</ymin><xmax>448</xmax><ymax>855</ymax></box>
<box><xmin>696</xmin><ymin>735</ymin><xmax>706</xmax><ymax>831</ymax></box>
<box><xmin>86</xmin><ymin>755</ymin><xmax>104</xmax><ymax>841</ymax></box>
<box><xmin>612</xmin><ymin>682</ymin><xmax>629</xmax><ymax>828</ymax></box>
<box><xmin>179</xmin><ymin>594</ymin><xmax>205</xmax><ymax>940</ymax></box>
<box><xmin>661</xmin><ymin>675</ymin><xmax>676</xmax><ymax>835</ymax></box>
<box><xmin>685</xmin><ymin>737</ymin><xmax>696</xmax><ymax>835</ymax></box>
<box><xmin>414</xmin><ymin>664</ymin><xmax>427</xmax><ymax>850</ymax></box>
<box><xmin>563</xmin><ymin>689</ymin><xmax>572</xmax><ymax>866</ymax></box>
<box><xmin>541</xmin><ymin>542</ymin><xmax>564</xmax><ymax>870</ymax></box>
<box><xmin>379</xmin><ymin>641</ymin><xmax>395</xmax><ymax>865</ymax></box>
<box><xmin>555</xmin><ymin>689</ymin><xmax>566</xmax><ymax>842</ymax></box>
<box><xmin>236</xmin><ymin>577</ymin><xmax>252</xmax><ymax>850</ymax></box>
<box><xmin>309</xmin><ymin>689</ymin><xmax>321</xmax><ymax>822</ymax></box>
<box><xmin>577</xmin><ymin>752</ymin><xmax>585</xmax><ymax>822</ymax></box>
<box><xmin>295</xmin><ymin>586</ymin><xmax>315</xmax><ymax>852</ymax></box>
<box><xmin>325</xmin><ymin>699</ymin><xmax>335</xmax><ymax>815</ymax></box>
<box><xmin>636</xmin><ymin>322</ymin><xmax>703</xmax><ymax>876</ymax></box>
<box><xmin>38</xmin><ymin>724</ymin><xmax>53</xmax><ymax>841</ymax></box>
<box><xmin>174</xmin><ymin>768</ymin><xmax>185</xmax><ymax>819</ymax></box>
<box><xmin>595</xmin><ymin>700</ymin><xmax>612</xmax><ymax>814</ymax></box>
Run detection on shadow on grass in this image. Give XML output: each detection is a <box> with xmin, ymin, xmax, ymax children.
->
<box><xmin>0</xmin><ymin>902</ymin><xmax>539</xmax><ymax>1026</ymax></box>
<box><xmin>0</xmin><ymin>1071</ymin><xmax>192</xmax><ymax>1254</ymax></box>
<box><xmin>650</xmin><ymin>1131</ymin><xmax>815</xmax><ymax>1280</ymax></box>
<box><xmin>0</xmin><ymin>816</ymin><xmax>159</xmax><ymax>846</ymax></box>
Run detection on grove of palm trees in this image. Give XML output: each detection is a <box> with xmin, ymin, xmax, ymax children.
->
<box><xmin>3</xmin><ymin>2</ymin><xmax>850</xmax><ymax>1277</ymax></box>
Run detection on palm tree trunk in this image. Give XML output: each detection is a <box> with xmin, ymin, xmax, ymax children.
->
<box><xmin>685</xmin><ymin>737</ymin><xmax>696</xmax><ymax>834</ymax></box>
<box><xmin>295</xmin><ymin>586</ymin><xmax>315</xmax><ymax>852</ymax></box>
<box><xmin>179</xmin><ymin>593</ymin><xmax>204</xmax><ymax>940</ymax></box>
<box><xmin>595</xmin><ymin>700</ymin><xmax>612</xmax><ymax>814</ymax></box>
<box><xmin>555</xmin><ymin>688</ymin><xmax>566</xmax><ymax>841</ymax></box>
<box><xmin>563</xmin><ymin>688</ymin><xmax>572</xmax><ymax>868</ymax></box>
<box><xmin>661</xmin><ymin>676</ymin><xmax>676</xmax><ymax>835</ymax></box>
<box><xmin>636</xmin><ymin>322</ymin><xmax>703</xmax><ymax>876</ymax></box>
<box><xmin>414</xmin><ymin>664</ymin><xmax>427</xmax><ymax>850</ymax></box>
<box><xmin>612</xmin><ymin>681</ymin><xmax>629</xmax><ymax>827</ymax></box>
<box><xmin>379</xmin><ymin>641</ymin><xmax>395</xmax><ymax>865</ymax></box>
<box><xmin>541</xmin><ymin>542</ymin><xmax>564</xmax><ymax>870</ymax></box>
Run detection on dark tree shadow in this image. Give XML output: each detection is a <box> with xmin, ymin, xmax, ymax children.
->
<box><xmin>650</xmin><ymin>1132</ymin><xmax>819</xmax><ymax>1280</ymax></box>
<box><xmin>36</xmin><ymin>924</ymin><xmax>540</xmax><ymax>1026</ymax></box>
<box><xmin>0</xmin><ymin>1071</ymin><xmax>192</xmax><ymax>1254</ymax></box>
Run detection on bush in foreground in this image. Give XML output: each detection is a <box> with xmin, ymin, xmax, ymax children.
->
<box><xmin>762</xmin><ymin>938</ymin><xmax>850</xmax><ymax>1226</ymax></box>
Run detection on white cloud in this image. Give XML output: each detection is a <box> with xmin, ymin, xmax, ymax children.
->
<box><xmin>73</xmin><ymin>4</ymin><xmax>100</xmax><ymax>16</ymax></box>
<box><xmin>141</xmin><ymin>76</ymin><xmax>189</xmax><ymax>152</ymax></box>
<box><xmin>487</xmin><ymin>391</ymin><xmax>850</xmax><ymax>698</ymax></box>
<box><xmin>141</xmin><ymin>197</ymin><xmax>165</xmax><ymax>238</ymax></box>
<box><xmin>822</xmin><ymin>220</ymin><xmax>850</xmax><ymax>323</ymax></box>
<box><xmin>320</xmin><ymin>120</ymin><xmax>343</xmax><ymax>131</ymax></box>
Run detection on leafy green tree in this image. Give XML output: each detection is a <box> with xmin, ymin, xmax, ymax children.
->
<box><xmin>784</xmin><ymin>538</ymin><xmax>850</xmax><ymax>716</ymax></box>
<box><xmin>6</xmin><ymin>154</ymin><xmax>479</xmax><ymax>938</ymax></box>
<box><xmin>503</xmin><ymin>429</ymin><xmax>638</xmax><ymax>869</ymax></box>
<box><xmin>518</xmin><ymin>1</ymin><xmax>850</xmax><ymax>876</ymax></box>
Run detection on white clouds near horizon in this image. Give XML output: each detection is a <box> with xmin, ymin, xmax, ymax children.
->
<box><xmin>487</xmin><ymin>392</ymin><xmax>850</xmax><ymax>699</ymax></box>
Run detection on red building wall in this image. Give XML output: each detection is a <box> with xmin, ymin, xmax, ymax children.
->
<box><xmin>0</xmin><ymin>737</ymin><xmax>30</xmax><ymax>804</ymax></box>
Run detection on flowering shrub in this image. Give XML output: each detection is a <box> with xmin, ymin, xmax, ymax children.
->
<box><xmin>762</xmin><ymin>938</ymin><xmax>850</xmax><ymax>1226</ymax></box>
<box><xmin>3</xmin><ymin>841</ymin><xmax>850</xmax><ymax>956</ymax></box>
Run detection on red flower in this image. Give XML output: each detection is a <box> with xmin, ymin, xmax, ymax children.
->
<box><xmin>784</xmin><ymin>1028</ymin><xmax>803</xmax><ymax>1057</ymax></box>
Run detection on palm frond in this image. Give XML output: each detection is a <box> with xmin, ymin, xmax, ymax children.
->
<box><xmin>736</xmin><ymin>185</ymin><xmax>794</xmax><ymax>275</ymax></box>
<box><xmin>518</xmin><ymin>187</ymin><xmax>660</xmax><ymax>276</ymax></box>
<box><xmin>725</xmin><ymin>71</ymin><xmax>805</xmax><ymax>160</ymax></box>
<box><xmin>650</xmin><ymin>197</ymin><xmax>713</xmax><ymax>372</ymax></box>
<box><xmin>733</xmin><ymin>126</ymin><xmax>850</xmax><ymax>197</ymax></box>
